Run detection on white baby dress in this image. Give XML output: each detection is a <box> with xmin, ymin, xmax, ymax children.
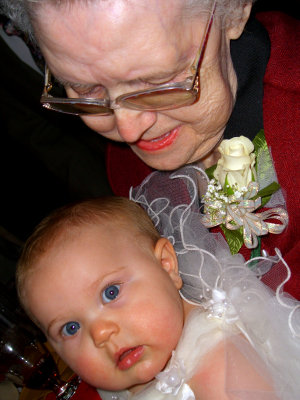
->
<box><xmin>98</xmin><ymin>166</ymin><xmax>300</xmax><ymax>400</ymax></box>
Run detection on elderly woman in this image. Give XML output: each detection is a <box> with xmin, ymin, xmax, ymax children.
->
<box><xmin>1</xmin><ymin>1</ymin><xmax>299</xmax><ymax>286</ymax></box>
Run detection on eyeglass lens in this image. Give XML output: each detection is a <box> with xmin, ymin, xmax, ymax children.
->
<box><xmin>43</xmin><ymin>86</ymin><xmax>197</xmax><ymax>115</ymax></box>
<box><xmin>120</xmin><ymin>87</ymin><xmax>196</xmax><ymax>111</ymax></box>
<box><xmin>42</xmin><ymin>101</ymin><xmax>113</xmax><ymax>115</ymax></box>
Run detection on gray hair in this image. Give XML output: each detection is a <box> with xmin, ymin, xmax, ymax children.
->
<box><xmin>0</xmin><ymin>0</ymin><xmax>255</xmax><ymax>42</ymax></box>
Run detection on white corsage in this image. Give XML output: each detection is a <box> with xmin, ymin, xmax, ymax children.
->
<box><xmin>201</xmin><ymin>131</ymin><xmax>288</xmax><ymax>253</ymax></box>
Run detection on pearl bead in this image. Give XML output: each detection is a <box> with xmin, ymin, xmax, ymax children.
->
<box><xmin>166</xmin><ymin>370</ymin><xmax>181</xmax><ymax>386</ymax></box>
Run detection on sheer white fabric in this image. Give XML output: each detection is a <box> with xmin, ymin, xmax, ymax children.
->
<box><xmin>127</xmin><ymin>166</ymin><xmax>300</xmax><ymax>400</ymax></box>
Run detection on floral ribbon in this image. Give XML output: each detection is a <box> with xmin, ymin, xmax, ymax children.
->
<box><xmin>201</xmin><ymin>182</ymin><xmax>289</xmax><ymax>249</ymax></box>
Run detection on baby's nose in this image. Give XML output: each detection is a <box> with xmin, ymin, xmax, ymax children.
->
<box><xmin>90</xmin><ymin>319</ymin><xmax>119</xmax><ymax>348</ymax></box>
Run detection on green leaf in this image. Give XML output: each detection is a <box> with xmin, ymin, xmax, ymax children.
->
<box><xmin>253</xmin><ymin>130</ymin><xmax>269</xmax><ymax>177</ymax></box>
<box><xmin>205</xmin><ymin>164</ymin><xmax>217</xmax><ymax>180</ymax></box>
<box><xmin>252</xmin><ymin>129</ymin><xmax>281</xmax><ymax>207</ymax></box>
<box><xmin>221</xmin><ymin>225</ymin><xmax>244</xmax><ymax>254</ymax></box>
<box><xmin>252</xmin><ymin>181</ymin><xmax>281</xmax><ymax>207</ymax></box>
<box><xmin>253</xmin><ymin>129</ymin><xmax>268</xmax><ymax>160</ymax></box>
<box><xmin>224</xmin><ymin>175</ymin><xmax>234</xmax><ymax>195</ymax></box>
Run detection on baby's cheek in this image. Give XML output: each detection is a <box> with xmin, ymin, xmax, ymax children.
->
<box><xmin>73</xmin><ymin>353</ymin><xmax>108</xmax><ymax>387</ymax></box>
<box><xmin>50</xmin><ymin>343</ymin><xmax>101</xmax><ymax>386</ymax></box>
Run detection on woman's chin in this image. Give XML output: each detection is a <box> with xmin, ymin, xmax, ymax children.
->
<box><xmin>136</xmin><ymin>154</ymin><xmax>188</xmax><ymax>171</ymax></box>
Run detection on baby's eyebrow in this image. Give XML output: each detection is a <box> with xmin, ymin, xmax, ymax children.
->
<box><xmin>47</xmin><ymin>314</ymin><xmax>64</xmax><ymax>338</ymax></box>
<box><xmin>87</xmin><ymin>265</ymin><xmax>127</xmax><ymax>293</ymax></box>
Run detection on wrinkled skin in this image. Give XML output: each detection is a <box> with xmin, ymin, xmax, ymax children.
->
<box><xmin>34</xmin><ymin>0</ymin><xmax>252</xmax><ymax>170</ymax></box>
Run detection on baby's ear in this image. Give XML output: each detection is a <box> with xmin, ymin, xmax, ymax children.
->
<box><xmin>154</xmin><ymin>238</ymin><xmax>182</xmax><ymax>290</ymax></box>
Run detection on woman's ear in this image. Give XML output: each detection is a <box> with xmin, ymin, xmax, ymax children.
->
<box><xmin>154</xmin><ymin>238</ymin><xmax>182</xmax><ymax>290</ymax></box>
<box><xmin>226</xmin><ymin>3</ymin><xmax>252</xmax><ymax>40</ymax></box>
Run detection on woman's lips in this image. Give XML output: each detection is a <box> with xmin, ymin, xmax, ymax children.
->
<box><xmin>135</xmin><ymin>127</ymin><xmax>179</xmax><ymax>151</ymax></box>
<box><xmin>116</xmin><ymin>346</ymin><xmax>144</xmax><ymax>370</ymax></box>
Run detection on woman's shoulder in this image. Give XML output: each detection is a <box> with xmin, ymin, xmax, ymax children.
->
<box><xmin>256</xmin><ymin>10</ymin><xmax>300</xmax><ymax>35</ymax></box>
<box><xmin>256</xmin><ymin>11</ymin><xmax>300</xmax><ymax>90</ymax></box>
<box><xmin>255</xmin><ymin>12</ymin><xmax>300</xmax><ymax>286</ymax></box>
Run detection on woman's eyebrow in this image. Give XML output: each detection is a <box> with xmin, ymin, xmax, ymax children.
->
<box><xmin>54</xmin><ymin>62</ymin><xmax>188</xmax><ymax>89</ymax></box>
<box><xmin>118</xmin><ymin>69</ymin><xmax>187</xmax><ymax>87</ymax></box>
<box><xmin>54</xmin><ymin>76</ymin><xmax>96</xmax><ymax>90</ymax></box>
<box><xmin>128</xmin><ymin>59</ymin><xmax>192</xmax><ymax>84</ymax></box>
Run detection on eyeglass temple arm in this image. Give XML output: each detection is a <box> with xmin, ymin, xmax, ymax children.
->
<box><xmin>191</xmin><ymin>1</ymin><xmax>216</xmax><ymax>87</ymax></box>
<box><xmin>42</xmin><ymin>65</ymin><xmax>53</xmax><ymax>96</ymax></box>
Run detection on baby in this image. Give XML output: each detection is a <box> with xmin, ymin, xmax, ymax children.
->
<box><xmin>16</xmin><ymin>196</ymin><xmax>299</xmax><ymax>400</ymax></box>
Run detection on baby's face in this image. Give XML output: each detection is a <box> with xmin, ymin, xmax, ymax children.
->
<box><xmin>25</xmin><ymin>223</ymin><xmax>184</xmax><ymax>391</ymax></box>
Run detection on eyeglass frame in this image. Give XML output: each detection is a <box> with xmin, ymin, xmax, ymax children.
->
<box><xmin>40</xmin><ymin>2</ymin><xmax>216</xmax><ymax>115</ymax></box>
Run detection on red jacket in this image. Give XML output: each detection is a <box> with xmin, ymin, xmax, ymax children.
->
<box><xmin>254</xmin><ymin>12</ymin><xmax>300</xmax><ymax>296</ymax></box>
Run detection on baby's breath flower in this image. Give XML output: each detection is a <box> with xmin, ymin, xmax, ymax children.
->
<box><xmin>202</xmin><ymin>177</ymin><xmax>255</xmax><ymax>225</ymax></box>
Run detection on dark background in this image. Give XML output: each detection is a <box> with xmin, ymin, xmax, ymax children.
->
<box><xmin>253</xmin><ymin>0</ymin><xmax>300</xmax><ymax>18</ymax></box>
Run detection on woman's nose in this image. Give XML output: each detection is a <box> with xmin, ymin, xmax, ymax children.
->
<box><xmin>90</xmin><ymin>319</ymin><xmax>119</xmax><ymax>348</ymax></box>
<box><xmin>114</xmin><ymin>108</ymin><xmax>157</xmax><ymax>143</ymax></box>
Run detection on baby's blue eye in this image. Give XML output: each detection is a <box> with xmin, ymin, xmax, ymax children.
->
<box><xmin>62</xmin><ymin>321</ymin><xmax>80</xmax><ymax>336</ymax></box>
<box><xmin>102</xmin><ymin>284</ymin><xmax>120</xmax><ymax>303</ymax></box>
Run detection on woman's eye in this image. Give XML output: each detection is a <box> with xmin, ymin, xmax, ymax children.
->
<box><xmin>62</xmin><ymin>321</ymin><xmax>80</xmax><ymax>336</ymax></box>
<box><xmin>141</xmin><ymin>77</ymin><xmax>174</xmax><ymax>87</ymax></box>
<box><xmin>102</xmin><ymin>284</ymin><xmax>120</xmax><ymax>303</ymax></box>
<box><xmin>68</xmin><ymin>85</ymin><xmax>108</xmax><ymax>99</ymax></box>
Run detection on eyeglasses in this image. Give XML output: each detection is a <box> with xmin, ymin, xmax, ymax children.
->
<box><xmin>40</xmin><ymin>3</ymin><xmax>216</xmax><ymax>116</ymax></box>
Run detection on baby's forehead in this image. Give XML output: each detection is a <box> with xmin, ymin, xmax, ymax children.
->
<box><xmin>22</xmin><ymin>216</ymin><xmax>157</xmax><ymax>310</ymax></box>
<box><xmin>28</xmin><ymin>221</ymin><xmax>151</xmax><ymax>287</ymax></box>
<box><xmin>40</xmin><ymin>217</ymin><xmax>143</xmax><ymax>255</ymax></box>
<box><xmin>26</xmin><ymin>223</ymin><xmax>109</xmax><ymax>277</ymax></box>
<box><xmin>25</xmin><ymin>212</ymin><xmax>153</xmax><ymax>285</ymax></box>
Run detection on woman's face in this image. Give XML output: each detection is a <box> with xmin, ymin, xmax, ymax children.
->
<box><xmin>35</xmin><ymin>0</ymin><xmax>249</xmax><ymax>170</ymax></box>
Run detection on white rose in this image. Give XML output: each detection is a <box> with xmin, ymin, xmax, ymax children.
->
<box><xmin>213</xmin><ymin>136</ymin><xmax>256</xmax><ymax>191</ymax></box>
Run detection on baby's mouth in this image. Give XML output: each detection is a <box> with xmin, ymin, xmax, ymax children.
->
<box><xmin>116</xmin><ymin>346</ymin><xmax>144</xmax><ymax>370</ymax></box>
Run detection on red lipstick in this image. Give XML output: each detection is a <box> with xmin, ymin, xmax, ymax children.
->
<box><xmin>116</xmin><ymin>346</ymin><xmax>144</xmax><ymax>370</ymax></box>
<box><xmin>136</xmin><ymin>127</ymin><xmax>179</xmax><ymax>151</ymax></box>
